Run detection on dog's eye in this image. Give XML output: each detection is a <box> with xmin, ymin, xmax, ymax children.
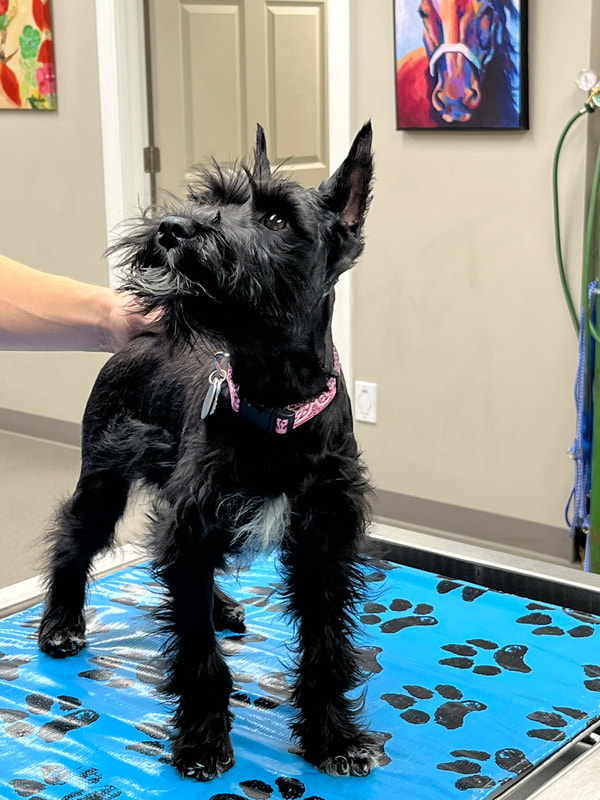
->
<box><xmin>263</xmin><ymin>212</ymin><xmax>287</xmax><ymax>231</ymax></box>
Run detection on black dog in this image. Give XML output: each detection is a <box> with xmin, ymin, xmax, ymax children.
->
<box><xmin>38</xmin><ymin>123</ymin><xmax>378</xmax><ymax>781</ymax></box>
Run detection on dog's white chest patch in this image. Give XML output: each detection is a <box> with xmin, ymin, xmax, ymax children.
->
<box><xmin>227</xmin><ymin>493</ymin><xmax>291</xmax><ymax>556</ymax></box>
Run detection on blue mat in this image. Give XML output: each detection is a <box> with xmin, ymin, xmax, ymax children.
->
<box><xmin>0</xmin><ymin>556</ymin><xmax>599</xmax><ymax>800</ymax></box>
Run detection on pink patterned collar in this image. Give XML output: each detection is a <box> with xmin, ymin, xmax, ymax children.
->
<box><xmin>225</xmin><ymin>348</ymin><xmax>341</xmax><ymax>435</ymax></box>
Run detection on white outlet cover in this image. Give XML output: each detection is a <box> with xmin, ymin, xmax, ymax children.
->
<box><xmin>354</xmin><ymin>381</ymin><xmax>377</xmax><ymax>423</ymax></box>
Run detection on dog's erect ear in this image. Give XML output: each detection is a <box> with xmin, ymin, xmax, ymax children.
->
<box><xmin>320</xmin><ymin>121</ymin><xmax>373</xmax><ymax>233</ymax></box>
<box><xmin>253</xmin><ymin>123</ymin><xmax>271</xmax><ymax>181</ymax></box>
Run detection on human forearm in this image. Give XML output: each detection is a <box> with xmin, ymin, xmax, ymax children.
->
<box><xmin>0</xmin><ymin>255</ymin><xmax>114</xmax><ymax>352</ymax></box>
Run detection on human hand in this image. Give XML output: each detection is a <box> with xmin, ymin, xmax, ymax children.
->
<box><xmin>100</xmin><ymin>290</ymin><xmax>163</xmax><ymax>353</ymax></box>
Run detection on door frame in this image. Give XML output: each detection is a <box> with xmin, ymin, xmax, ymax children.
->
<box><xmin>94</xmin><ymin>0</ymin><xmax>353</xmax><ymax>377</ymax></box>
<box><xmin>95</xmin><ymin>0</ymin><xmax>150</xmax><ymax>286</ymax></box>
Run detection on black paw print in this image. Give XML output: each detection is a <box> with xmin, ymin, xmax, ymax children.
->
<box><xmin>253</xmin><ymin>777</ymin><xmax>306</xmax><ymax>799</ymax></box>
<box><xmin>210</xmin><ymin>776</ymin><xmax>320</xmax><ymax>800</ymax></box>
<box><xmin>360</xmin><ymin>601</ymin><xmax>387</xmax><ymax>625</ymax></box>
<box><xmin>382</xmin><ymin>684</ymin><xmax>486</xmax><ymax>729</ymax></box>
<box><xmin>436</xmin><ymin>578</ymin><xmax>488</xmax><ymax>602</ymax></box>
<box><xmin>516</xmin><ymin>602</ymin><xmax>600</xmax><ymax>638</ymax></box>
<box><xmin>242</xmin><ymin>584</ymin><xmax>286</xmax><ymax>614</ymax></box>
<box><xmin>439</xmin><ymin>640</ymin><xmax>531</xmax><ymax>676</ymax></box>
<box><xmin>0</xmin><ymin>650</ymin><xmax>29</xmax><ymax>682</ymax></box>
<box><xmin>10</xmin><ymin>764</ymin><xmax>74</xmax><ymax>799</ymax></box>
<box><xmin>10</xmin><ymin>766</ymin><xmax>94</xmax><ymax>796</ymax></box>
<box><xmin>1</xmin><ymin>694</ymin><xmax>99</xmax><ymax>742</ymax></box>
<box><xmin>364</xmin><ymin>568</ymin><xmax>390</xmax><ymax>583</ymax></box>
<box><xmin>583</xmin><ymin>663</ymin><xmax>600</xmax><ymax>691</ymax></box>
<box><xmin>78</xmin><ymin>653</ymin><xmax>167</xmax><ymax>689</ymax></box>
<box><xmin>358</xmin><ymin>558</ymin><xmax>399</xmax><ymax>589</ymax></box>
<box><xmin>9</xmin><ymin>765</ymin><xmax>120</xmax><ymax>800</ymax></box>
<box><xmin>232</xmin><ymin>671</ymin><xmax>292</xmax><ymax>710</ymax></box>
<box><xmin>110</xmin><ymin>582</ymin><xmax>158</xmax><ymax>613</ymax></box>
<box><xmin>126</xmin><ymin>720</ymin><xmax>172</xmax><ymax>764</ymax></box>
<box><xmin>220</xmin><ymin>633</ymin><xmax>268</xmax><ymax>656</ymax></box>
<box><xmin>526</xmin><ymin>707</ymin><xmax>588</xmax><ymax>741</ymax></box>
<box><xmin>365</xmin><ymin>597</ymin><xmax>438</xmax><ymax>634</ymax></box>
<box><xmin>367</xmin><ymin>730</ymin><xmax>393</xmax><ymax>767</ymax></box>
<box><xmin>357</xmin><ymin>645</ymin><xmax>384</xmax><ymax>675</ymax></box>
<box><xmin>437</xmin><ymin>747</ymin><xmax>533</xmax><ymax>791</ymax></box>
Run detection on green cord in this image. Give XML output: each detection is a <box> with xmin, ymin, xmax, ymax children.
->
<box><xmin>552</xmin><ymin>107</ymin><xmax>589</xmax><ymax>334</ymax></box>
<box><xmin>582</xmin><ymin>138</ymin><xmax>600</xmax><ymax>312</ymax></box>
<box><xmin>583</xmin><ymin>142</ymin><xmax>600</xmax><ymax>372</ymax></box>
<box><xmin>582</xmin><ymin>126</ymin><xmax>600</xmax><ymax>572</ymax></box>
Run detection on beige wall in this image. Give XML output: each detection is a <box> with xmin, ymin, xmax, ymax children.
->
<box><xmin>0</xmin><ymin>0</ymin><xmax>109</xmax><ymax>424</ymax></box>
<box><xmin>0</xmin><ymin>0</ymin><xmax>597</xmax><ymax>539</ymax></box>
<box><xmin>351</xmin><ymin>0</ymin><xmax>600</xmax><ymax>529</ymax></box>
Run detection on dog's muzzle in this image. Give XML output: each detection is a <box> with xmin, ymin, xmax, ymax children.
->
<box><xmin>157</xmin><ymin>216</ymin><xmax>201</xmax><ymax>250</ymax></box>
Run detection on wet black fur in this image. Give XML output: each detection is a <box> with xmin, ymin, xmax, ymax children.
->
<box><xmin>38</xmin><ymin>123</ymin><xmax>378</xmax><ymax>780</ymax></box>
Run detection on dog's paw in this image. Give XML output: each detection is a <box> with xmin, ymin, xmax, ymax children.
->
<box><xmin>39</xmin><ymin>631</ymin><xmax>86</xmax><ymax>659</ymax></box>
<box><xmin>311</xmin><ymin>734</ymin><xmax>381</xmax><ymax>777</ymax></box>
<box><xmin>172</xmin><ymin>731</ymin><xmax>235</xmax><ymax>781</ymax></box>
<box><xmin>319</xmin><ymin>744</ymin><xmax>379</xmax><ymax>777</ymax></box>
<box><xmin>38</xmin><ymin>613</ymin><xmax>86</xmax><ymax>659</ymax></box>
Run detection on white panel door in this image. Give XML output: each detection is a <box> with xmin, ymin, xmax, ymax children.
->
<box><xmin>149</xmin><ymin>0</ymin><xmax>329</xmax><ymax>197</ymax></box>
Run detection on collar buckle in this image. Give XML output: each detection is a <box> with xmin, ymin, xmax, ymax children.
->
<box><xmin>238</xmin><ymin>399</ymin><xmax>295</xmax><ymax>435</ymax></box>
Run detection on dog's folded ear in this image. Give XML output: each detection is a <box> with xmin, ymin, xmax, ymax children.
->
<box><xmin>319</xmin><ymin>121</ymin><xmax>373</xmax><ymax>235</ymax></box>
<box><xmin>253</xmin><ymin>123</ymin><xmax>271</xmax><ymax>181</ymax></box>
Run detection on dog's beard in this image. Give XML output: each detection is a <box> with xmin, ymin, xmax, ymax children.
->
<box><xmin>128</xmin><ymin>254</ymin><xmax>221</xmax><ymax>306</ymax></box>
<box><xmin>130</xmin><ymin>262</ymin><xmax>196</xmax><ymax>298</ymax></box>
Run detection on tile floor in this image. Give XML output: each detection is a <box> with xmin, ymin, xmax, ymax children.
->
<box><xmin>0</xmin><ymin>430</ymin><xmax>147</xmax><ymax>589</ymax></box>
<box><xmin>0</xmin><ymin>428</ymin><xmax>595</xmax><ymax>796</ymax></box>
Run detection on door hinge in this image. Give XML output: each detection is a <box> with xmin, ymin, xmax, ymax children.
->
<box><xmin>144</xmin><ymin>145</ymin><xmax>161</xmax><ymax>174</ymax></box>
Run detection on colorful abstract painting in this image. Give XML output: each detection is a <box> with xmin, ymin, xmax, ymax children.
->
<box><xmin>394</xmin><ymin>0</ymin><xmax>528</xmax><ymax>130</ymax></box>
<box><xmin>0</xmin><ymin>0</ymin><xmax>56</xmax><ymax>110</ymax></box>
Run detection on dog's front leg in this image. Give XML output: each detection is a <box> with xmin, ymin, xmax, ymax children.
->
<box><xmin>154</xmin><ymin>510</ymin><xmax>234</xmax><ymax>781</ymax></box>
<box><xmin>282</xmin><ymin>478</ymin><xmax>379</xmax><ymax>777</ymax></box>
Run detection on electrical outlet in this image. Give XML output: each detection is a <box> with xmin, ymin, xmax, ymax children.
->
<box><xmin>354</xmin><ymin>381</ymin><xmax>377</xmax><ymax>423</ymax></box>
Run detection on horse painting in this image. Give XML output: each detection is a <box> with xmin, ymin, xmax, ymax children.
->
<box><xmin>395</xmin><ymin>0</ymin><xmax>527</xmax><ymax>129</ymax></box>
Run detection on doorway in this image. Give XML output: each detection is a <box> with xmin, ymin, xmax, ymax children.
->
<box><xmin>146</xmin><ymin>0</ymin><xmax>330</xmax><ymax>199</ymax></box>
<box><xmin>95</xmin><ymin>0</ymin><xmax>351</xmax><ymax>371</ymax></box>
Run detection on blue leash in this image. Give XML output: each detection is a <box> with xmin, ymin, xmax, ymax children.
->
<box><xmin>567</xmin><ymin>281</ymin><xmax>597</xmax><ymax>570</ymax></box>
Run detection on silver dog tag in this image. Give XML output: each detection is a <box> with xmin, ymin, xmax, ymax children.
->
<box><xmin>201</xmin><ymin>372</ymin><xmax>224</xmax><ymax>419</ymax></box>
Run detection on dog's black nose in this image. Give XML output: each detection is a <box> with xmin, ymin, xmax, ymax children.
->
<box><xmin>157</xmin><ymin>216</ymin><xmax>200</xmax><ymax>249</ymax></box>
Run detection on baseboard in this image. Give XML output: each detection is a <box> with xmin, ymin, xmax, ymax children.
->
<box><xmin>0</xmin><ymin>542</ymin><xmax>146</xmax><ymax>619</ymax></box>
<box><xmin>0</xmin><ymin>407</ymin><xmax>81</xmax><ymax>447</ymax></box>
<box><xmin>374</xmin><ymin>489</ymin><xmax>575</xmax><ymax>565</ymax></box>
<box><xmin>0</xmin><ymin>410</ymin><xmax>575</xmax><ymax>564</ymax></box>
